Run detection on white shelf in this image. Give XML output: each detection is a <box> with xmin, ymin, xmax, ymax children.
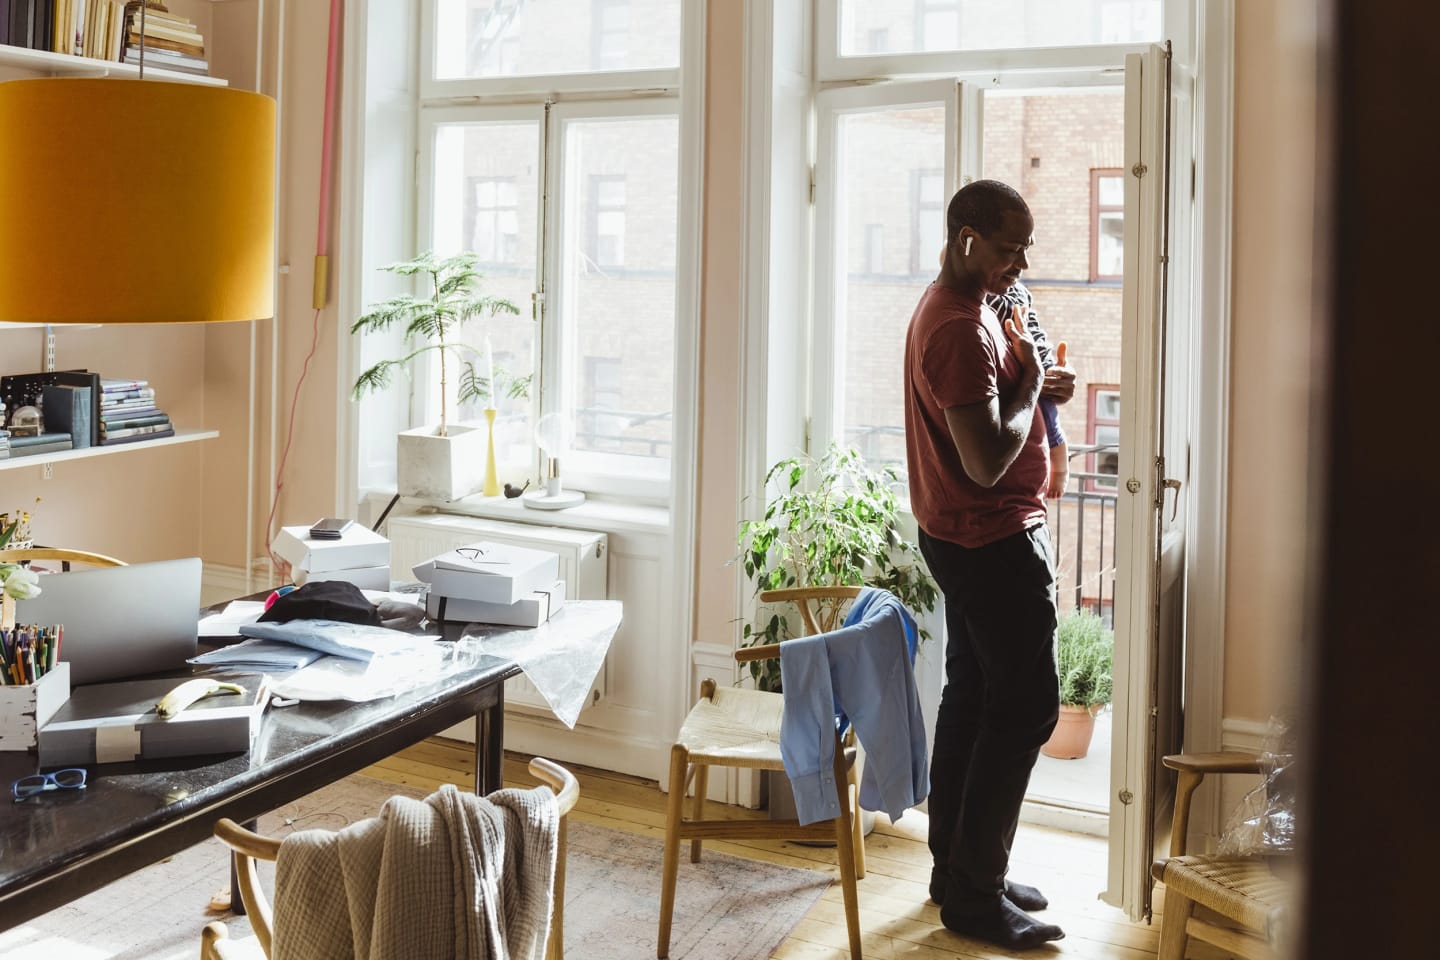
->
<box><xmin>0</xmin><ymin>45</ymin><xmax>227</xmax><ymax>86</ymax></box>
<box><xmin>0</xmin><ymin>428</ymin><xmax>219</xmax><ymax>471</ymax></box>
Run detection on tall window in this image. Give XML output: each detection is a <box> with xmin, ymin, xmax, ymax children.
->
<box><xmin>1091</xmin><ymin>168</ymin><xmax>1125</xmax><ymax>280</ymax></box>
<box><xmin>468</xmin><ymin>176</ymin><xmax>519</xmax><ymax>264</ymax></box>
<box><xmin>588</xmin><ymin>175</ymin><xmax>627</xmax><ymax>269</ymax></box>
<box><xmin>592</xmin><ymin>0</ymin><xmax>630</xmax><ymax>70</ymax></box>
<box><xmin>1087</xmin><ymin>385</ymin><xmax>1121</xmax><ymax>491</ymax></box>
<box><xmin>418</xmin><ymin>1</ymin><xmax>690</xmax><ymax>499</ymax></box>
<box><xmin>912</xmin><ymin>168</ymin><xmax>944</xmax><ymax>275</ymax></box>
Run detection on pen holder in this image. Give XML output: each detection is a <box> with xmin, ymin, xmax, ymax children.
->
<box><xmin>0</xmin><ymin>660</ymin><xmax>70</xmax><ymax>753</ymax></box>
<box><xmin>482</xmin><ymin>407</ymin><xmax>500</xmax><ymax>498</ymax></box>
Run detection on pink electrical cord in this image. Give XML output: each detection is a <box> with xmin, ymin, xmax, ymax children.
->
<box><xmin>265</xmin><ymin>0</ymin><xmax>344</xmax><ymax>572</ymax></box>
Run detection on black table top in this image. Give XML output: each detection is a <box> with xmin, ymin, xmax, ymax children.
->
<box><xmin>0</xmin><ymin>597</ymin><xmax>526</xmax><ymax>930</ymax></box>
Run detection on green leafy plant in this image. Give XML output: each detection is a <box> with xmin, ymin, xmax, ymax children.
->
<box><xmin>1056</xmin><ymin>607</ymin><xmax>1114</xmax><ymax>710</ymax></box>
<box><xmin>350</xmin><ymin>251</ymin><xmax>529</xmax><ymax>436</ymax></box>
<box><xmin>737</xmin><ymin>444</ymin><xmax>938</xmax><ymax>691</ymax></box>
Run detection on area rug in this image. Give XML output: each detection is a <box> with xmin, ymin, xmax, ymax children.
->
<box><xmin>0</xmin><ymin>774</ymin><xmax>830</xmax><ymax>960</ymax></box>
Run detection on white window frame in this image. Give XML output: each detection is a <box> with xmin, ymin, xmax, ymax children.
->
<box><xmin>544</xmin><ymin>96</ymin><xmax>683</xmax><ymax>498</ymax></box>
<box><xmin>405</xmin><ymin>1</ymin><xmax>702</xmax><ymax>506</ymax></box>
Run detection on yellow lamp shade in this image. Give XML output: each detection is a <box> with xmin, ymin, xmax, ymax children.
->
<box><xmin>0</xmin><ymin>78</ymin><xmax>276</xmax><ymax>324</ymax></box>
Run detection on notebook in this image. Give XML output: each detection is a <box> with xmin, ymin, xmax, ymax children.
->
<box><xmin>13</xmin><ymin>558</ymin><xmax>203</xmax><ymax>685</ymax></box>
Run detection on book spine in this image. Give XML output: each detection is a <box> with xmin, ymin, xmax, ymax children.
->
<box><xmin>97</xmin><ymin>426</ymin><xmax>173</xmax><ymax>445</ymax></box>
<box><xmin>100</xmin><ymin>420</ymin><xmax>171</xmax><ymax>440</ymax></box>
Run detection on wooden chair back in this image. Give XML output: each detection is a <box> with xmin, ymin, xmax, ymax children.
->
<box><xmin>0</xmin><ymin>547</ymin><xmax>126</xmax><ymax>569</ymax></box>
<box><xmin>200</xmin><ymin>757</ymin><xmax>580</xmax><ymax>960</ymax></box>
<box><xmin>738</xmin><ymin>585</ymin><xmax>863</xmax><ymax>664</ymax></box>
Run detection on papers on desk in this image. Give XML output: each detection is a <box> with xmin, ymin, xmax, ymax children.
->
<box><xmin>197</xmin><ymin>600</ymin><xmax>266</xmax><ymax>638</ymax></box>
<box><xmin>224</xmin><ymin>619</ymin><xmax>447</xmax><ymax>703</ymax></box>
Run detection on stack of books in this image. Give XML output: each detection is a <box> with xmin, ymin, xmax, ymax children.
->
<box><xmin>1</xmin><ymin>1</ymin><xmax>129</xmax><ymax>61</ymax></box>
<box><xmin>7</xmin><ymin>432</ymin><xmax>72</xmax><ymax>458</ymax></box>
<box><xmin>98</xmin><ymin>378</ymin><xmax>173</xmax><ymax>445</ymax></box>
<box><xmin>414</xmin><ymin>541</ymin><xmax>565</xmax><ymax>627</ymax></box>
<box><xmin>121</xmin><ymin>1</ymin><xmax>207</xmax><ymax>76</ymax></box>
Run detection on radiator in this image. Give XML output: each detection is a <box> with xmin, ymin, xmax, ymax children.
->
<box><xmin>386</xmin><ymin>513</ymin><xmax>609</xmax><ymax>719</ymax></box>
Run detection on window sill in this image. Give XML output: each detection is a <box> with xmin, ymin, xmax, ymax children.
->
<box><xmin>363</xmin><ymin>488</ymin><xmax>669</xmax><ymax>537</ymax></box>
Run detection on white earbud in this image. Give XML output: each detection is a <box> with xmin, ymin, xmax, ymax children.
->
<box><xmin>964</xmin><ymin>236</ymin><xmax>974</xmax><ymax>256</ymax></box>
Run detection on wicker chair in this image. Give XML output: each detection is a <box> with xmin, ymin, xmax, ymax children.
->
<box><xmin>1151</xmin><ymin>752</ymin><xmax>1293</xmax><ymax>960</ymax></box>
<box><xmin>199</xmin><ymin>757</ymin><xmax>579</xmax><ymax>960</ymax></box>
<box><xmin>658</xmin><ymin>586</ymin><xmax>869</xmax><ymax>960</ymax></box>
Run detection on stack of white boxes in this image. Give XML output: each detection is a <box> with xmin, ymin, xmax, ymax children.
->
<box><xmin>274</xmin><ymin>523</ymin><xmax>392</xmax><ymax>590</ymax></box>
<box><xmin>415</xmin><ymin>540</ymin><xmax>564</xmax><ymax>627</ymax></box>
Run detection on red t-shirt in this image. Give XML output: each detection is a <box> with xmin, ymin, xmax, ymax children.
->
<box><xmin>904</xmin><ymin>282</ymin><xmax>1048</xmax><ymax>548</ymax></box>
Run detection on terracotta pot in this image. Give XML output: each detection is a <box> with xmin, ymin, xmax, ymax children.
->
<box><xmin>1041</xmin><ymin>704</ymin><xmax>1098</xmax><ymax>759</ymax></box>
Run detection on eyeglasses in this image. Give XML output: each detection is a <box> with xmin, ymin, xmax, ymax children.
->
<box><xmin>12</xmin><ymin>768</ymin><xmax>87</xmax><ymax>801</ymax></box>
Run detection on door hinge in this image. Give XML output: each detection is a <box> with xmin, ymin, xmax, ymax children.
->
<box><xmin>803</xmin><ymin>416</ymin><xmax>812</xmax><ymax>456</ymax></box>
<box><xmin>808</xmin><ymin>164</ymin><xmax>816</xmax><ymax>205</ymax></box>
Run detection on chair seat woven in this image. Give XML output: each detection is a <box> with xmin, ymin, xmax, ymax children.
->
<box><xmin>1161</xmin><ymin>855</ymin><xmax>1289</xmax><ymax>934</ymax></box>
<box><xmin>676</xmin><ymin>686</ymin><xmax>785</xmax><ymax>769</ymax></box>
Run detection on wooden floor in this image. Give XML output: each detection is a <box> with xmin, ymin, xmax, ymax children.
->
<box><xmin>363</xmin><ymin>737</ymin><xmax>1172</xmax><ymax>959</ymax></box>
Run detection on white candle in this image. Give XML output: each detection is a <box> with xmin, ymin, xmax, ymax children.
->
<box><xmin>484</xmin><ymin>337</ymin><xmax>495</xmax><ymax>408</ymax></box>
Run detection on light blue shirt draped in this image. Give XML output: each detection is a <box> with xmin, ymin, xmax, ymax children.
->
<box><xmin>778</xmin><ymin>588</ymin><xmax>929</xmax><ymax>826</ymax></box>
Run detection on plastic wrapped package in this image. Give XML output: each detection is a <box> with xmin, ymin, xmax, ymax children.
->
<box><xmin>1218</xmin><ymin>713</ymin><xmax>1298</xmax><ymax>857</ymax></box>
<box><xmin>451</xmin><ymin>601</ymin><xmax>622</xmax><ymax>728</ymax></box>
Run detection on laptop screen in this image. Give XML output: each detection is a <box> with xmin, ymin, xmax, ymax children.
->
<box><xmin>12</xmin><ymin>558</ymin><xmax>202</xmax><ymax>685</ymax></box>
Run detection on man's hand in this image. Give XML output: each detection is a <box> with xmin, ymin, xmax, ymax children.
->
<box><xmin>1004</xmin><ymin>305</ymin><xmax>1041</xmax><ymax>380</ymax></box>
<box><xmin>1041</xmin><ymin>340</ymin><xmax>1076</xmax><ymax>404</ymax></box>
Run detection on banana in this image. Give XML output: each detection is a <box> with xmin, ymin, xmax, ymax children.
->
<box><xmin>155</xmin><ymin>679</ymin><xmax>247</xmax><ymax>718</ymax></box>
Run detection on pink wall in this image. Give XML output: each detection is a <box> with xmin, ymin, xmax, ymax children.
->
<box><xmin>1224</xmin><ymin>0</ymin><xmax>1318</xmax><ymax>721</ymax></box>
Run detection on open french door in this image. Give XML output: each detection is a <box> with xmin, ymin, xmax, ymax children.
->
<box><xmin>1103</xmin><ymin>42</ymin><xmax>1193</xmax><ymax>922</ymax></box>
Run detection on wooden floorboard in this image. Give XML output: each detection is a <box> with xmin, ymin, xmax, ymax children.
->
<box><xmin>361</xmin><ymin>737</ymin><xmax>1176</xmax><ymax>960</ymax></box>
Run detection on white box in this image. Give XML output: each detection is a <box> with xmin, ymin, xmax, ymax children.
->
<box><xmin>274</xmin><ymin>523</ymin><xmax>390</xmax><ymax>573</ymax></box>
<box><xmin>426</xmin><ymin>580</ymin><xmax>566</xmax><ymax>627</ymax></box>
<box><xmin>411</xmin><ymin>541</ymin><xmax>560</xmax><ymax>606</ymax></box>
<box><xmin>0</xmin><ymin>661</ymin><xmax>71</xmax><ymax>752</ymax></box>
<box><xmin>293</xmin><ymin>563</ymin><xmax>392</xmax><ymax>591</ymax></box>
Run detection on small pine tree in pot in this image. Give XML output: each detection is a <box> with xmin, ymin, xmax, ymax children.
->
<box><xmin>1042</xmin><ymin>607</ymin><xmax>1115</xmax><ymax>760</ymax></box>
<box><xmin>351</xmin><ymin>251</ymin><xmax>529</xmax><ymax>500</ymax></box>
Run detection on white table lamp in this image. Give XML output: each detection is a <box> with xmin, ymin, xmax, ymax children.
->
<box><xmin>523</xmin><ymin>413</ymin><xmax>585</xmax><ymax>510</ymax></box>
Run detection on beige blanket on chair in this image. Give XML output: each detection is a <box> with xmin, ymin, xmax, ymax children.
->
<box><xmin>271</xmin><ymin>783</ymin><xmax>559</xmax><ymax>960</ymax></box>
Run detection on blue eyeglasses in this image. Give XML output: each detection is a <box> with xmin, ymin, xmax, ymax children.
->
<box><xmin>12</xmin><ymin>768</ymin><xmax>87</xmax><ymax>801</ymax></box>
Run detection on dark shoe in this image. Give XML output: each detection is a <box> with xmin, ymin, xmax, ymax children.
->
<box><xmin>940</xmin><ymin>896</ymin><xmax>1065</xmax><ymax>950</ymax></box>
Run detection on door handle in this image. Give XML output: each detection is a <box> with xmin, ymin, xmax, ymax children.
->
<box><xmin>1162</xmin><ymin>478</ymin><xmax>1182</xmax><ymax>522</ymax></box>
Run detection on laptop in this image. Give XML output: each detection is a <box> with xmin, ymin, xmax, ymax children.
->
<box><xmin>13</xmin><ymin>557</ymin><xmax>203</xmax><ymax>685</ymax></box>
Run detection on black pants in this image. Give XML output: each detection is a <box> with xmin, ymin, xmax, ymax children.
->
<box><xmin>919</xmin><ymin>524</ymin><xmax>1060</xmax><ymax>912</ymax></box>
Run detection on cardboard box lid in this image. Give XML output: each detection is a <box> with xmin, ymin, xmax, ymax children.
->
<box><xmin>274</xmin><ymin>523</ymin><xmax>390</xmax><ymax>573</ymax></box>
<box><xmin>412</xmin><ymin>541</ymin><xmax>560</xmax><ymax>605</ymax></box>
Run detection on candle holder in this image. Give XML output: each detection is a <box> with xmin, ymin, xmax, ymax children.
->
<box><xmin>482</xmin><ymin>407</ymin><xmax>500</xmax><ymax>497</ymax></box>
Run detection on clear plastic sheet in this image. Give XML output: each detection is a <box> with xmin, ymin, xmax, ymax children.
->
<box><xmin>452</xmin><ymin>601</ymin><xmax>622</xmax><ymax>728</ymax></box>
<box><xmin>1218</xmin><ymin>713</ymin><xmax>1298</xmax><ymax>857</ymax></box>
<box><xmin>269</xmin><ymin>646</ymin><xmax>451</xmax><ymax>702</ymax></box>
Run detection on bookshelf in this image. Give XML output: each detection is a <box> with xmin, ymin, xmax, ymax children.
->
<box><xmin>0</xmin><ymin>428</ymin><xmax>218</xmax><ymax>472</ymax></box>
<box><xmin>0</xmin><ymin>43</ymin><xmax>226</xmax><ymax>85</ymax></box>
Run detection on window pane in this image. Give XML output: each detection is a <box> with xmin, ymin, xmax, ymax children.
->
<box><xmin>838</xmin><ymin>0</ymin><xmax>1161</xmax><ymax>56</ymax></box>
<box><xmin>1097</xmin><ymin>212</ymin><xmax>1124</xmax><ymax>276</ymax></box>
<box><xmin>431</xmin><ymin>121</ymin><xmax>539</xmax><ymax>472</ymax></box>
<box><xmin>561</xmin><ymin>114</ymin><xmax>678</xmax><ymax>469</ymax></box>
<box><xmin>1096</xmin><ymin>389</ymin><xmax>1121</xmax><ymax>421</ymax></box>
<box><xmin>835</xmin><ymin>102</ymin><xmax>946</xmax><ymax>474</ymax></box>
<box><xmin>435</xmin><ymin>0</ymin><xmax>681</xmax><ymax>79</ymax></box>
<box><xmin>1097</xmin><ymin>173</ymin><xmax>1124</xmax><ymax>207</ymax></box>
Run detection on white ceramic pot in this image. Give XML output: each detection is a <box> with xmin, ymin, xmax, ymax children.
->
<box><xmin>396</xmin><ymin>423</ymin><xmax>488</xmax><ymax>501</ymax></box>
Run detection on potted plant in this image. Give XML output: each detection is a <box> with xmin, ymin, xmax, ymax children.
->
<box><xmin>1</xmin><ymin>508</ymin><xmax>43</xmax><ymax>631</ymax></box>
<box><xmin>736</xmin><ymin>443</ymin><xmax>939</xmax><ymax>691</ymax></box>
<box><xmin>351</xmin><ymin>251</ymin><xmax>528</xmax><ymax>501</ymax></box>
<box><xmin>736</xmin><ymin>444</ymin><xmax>937</xmax><ymax>823</ymax></box>
<box><xmin>1041</xmin><ymin>607</ymin><xmax>1114</xmax><ymax>760</ymax></box>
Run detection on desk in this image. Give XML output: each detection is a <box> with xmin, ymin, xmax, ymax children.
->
<box><xmin>0</xmin><ymin>599</ymin><xmax>545</xmax><ymax>932</ymax></box>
